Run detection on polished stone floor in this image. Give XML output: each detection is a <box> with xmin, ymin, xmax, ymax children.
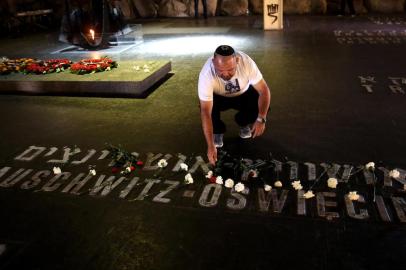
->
<box><xmin>0</xmin><ymin>15</ymin><xmax>405</xmax><ymax>270</ymax></box>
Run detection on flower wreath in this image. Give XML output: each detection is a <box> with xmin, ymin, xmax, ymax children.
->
<box><xmin>0</xmin><ymin>58</ymin><xmax>36</xmax><ymax>75</ymax></box>
<box><xmin>23</xmin><ymin>59</ymin><xmax>72</xmax><ymax>75</ymax></box>
<box><xmin>70</xmin><ymin>57</ymin><xmax>118</xmax><ymax>75</ymax></box>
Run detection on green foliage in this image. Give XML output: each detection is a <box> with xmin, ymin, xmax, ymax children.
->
<box><xmin>106</xmin><ymin>143</ymin><xmax>139</xmax><ymax>169</ymax></box>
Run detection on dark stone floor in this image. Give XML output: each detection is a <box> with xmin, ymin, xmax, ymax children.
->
<box><xmin>0</xmin><ymin>15</ymin><xmax>405</xmax><ymax>270</ymax></box>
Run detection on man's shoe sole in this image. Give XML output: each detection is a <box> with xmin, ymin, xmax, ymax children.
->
<box><xmin>239</xmin><ymin>134</ymin><xmax>252</xmax><ymax>139</ymax></box>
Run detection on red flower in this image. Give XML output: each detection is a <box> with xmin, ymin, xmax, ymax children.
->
<box><xmin>136</xmin><ymin>161</ymin><xmax>144</xmax><ymax>166</ymax></box>
<box><xmin>22</xmin><ymin>59</ymin><xmax>72</xmax><ymax>74</ymax></box>
<box><xmin>70</xmin><ymin>57</ymin><xmax>116</xmax><ymax>74</ymax></box>
<box><xmin>111</xmin><ymin>167</ymin><xmax>120</xmax><ymax>173</ymax></box>
<box><xmin>130</xmin><ymin>166</ymin><xmax>135</xmax><ymax>171</ymax></box>
<box><xmin>209</xmin><ymin>176</ymin><xmax>216</xmax><ymax>183</ymax></box>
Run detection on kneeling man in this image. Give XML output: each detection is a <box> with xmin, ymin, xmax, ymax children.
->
<box><xmin>198</xmin><ymin>45</ymin><xmax>271</xmax><ymax>165</ymax></box>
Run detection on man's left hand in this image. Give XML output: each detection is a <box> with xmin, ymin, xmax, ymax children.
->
<box><xmin>251</xmin><ymin>122</ymin><xmax>266</xmax><ymax>138</ymax></box>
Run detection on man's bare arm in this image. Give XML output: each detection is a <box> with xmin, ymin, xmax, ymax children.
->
<box><xmin>200</xmin><ymin>100</ymin><xmax>217</xmax><ymax>165</ymax></box>
<box><xmin>251</xmin><ymin>79</ymin><xmax>271</xmax><ymax>138</ymax></box>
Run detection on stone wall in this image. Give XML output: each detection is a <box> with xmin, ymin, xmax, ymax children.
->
<box><xmin>326</xmin><ymin>0</ymin><xmax>367</xmax><ymax>14</ymax></box>
<box><xmin>5</xmin><ymin>0</ymin><xmax>406</xmax><ymax>19</ymax></box>
<box><xmin>311</xmin><ymin>0</ymin><xmax>327</xmax><ymax>14</ymax></box>
<box><xmin>249</xmin><ymin>0</ymin><xmax>262</xmax><ymax>14</ymax></box>
<box><xmin>157</xmin><ymin>0</ymin><xmax>190</xmax><ymax>17</ymax></box>
<box><xmin>220</xmin><ymin>0</ymin><xmax>249</xmax><ymax>16</ymax></box>
<box><xmin>147</xmin><ymin>0</ymin><xmax>403</xmax><ymax>17</ymax></box>
<box><xmin>366</xmin><ymin>0</ymin><xmax>406</xmax><ymax>13</ymax></box>
<box><xmin>284</xmin><ymin>0</ymin><xmax>312</xmax><ymax>14</ymax></box>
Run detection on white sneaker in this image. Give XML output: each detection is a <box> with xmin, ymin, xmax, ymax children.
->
<box><xmin>239</xmin><ymin>126</ymin><xmax>252</xmax><ymax>139</ymax></box>
<box><xmin>214</xmin><ymin>133</ymin><xmax>224</xmax><ymax>148</ymax></box>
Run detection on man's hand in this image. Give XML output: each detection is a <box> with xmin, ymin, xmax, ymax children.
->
<box><xmin>251</xmin><ymin>121</ymin><xmax>266</xmax><ymax>138</ymax></box>
<box><xmin>207</xmin><ymin>145</ymin><xmax>218</xmax><ymax>165</ymax></box>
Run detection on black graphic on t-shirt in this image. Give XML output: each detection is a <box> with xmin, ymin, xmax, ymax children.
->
<box><xmin>225</xmin><ymin>79</ymin><xmax>241</xmax><ymax>94</ymax></box>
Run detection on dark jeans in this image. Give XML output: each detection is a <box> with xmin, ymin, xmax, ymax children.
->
<box><xmin>340</xmin><ymin>0</ymin><xmax>355</xmax><ymax>15</ymax></box>
<box><xmin>212</xmin><ymin>86</ymin><xmax>259</xmax><ymax>134</ymax></box>
<box><xmin>194</xmin><ymin>0</ymin><xmax>207</xmax><ymax>18</ymax></box>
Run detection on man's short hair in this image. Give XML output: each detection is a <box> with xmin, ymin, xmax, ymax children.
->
<box><xmin>214</xmin><ymin>45</ymin><xmax>235</xmax><ymax>57</ymax></box>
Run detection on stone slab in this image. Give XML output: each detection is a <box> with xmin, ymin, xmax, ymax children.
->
<box><xmin>0</xmin><ymin>61</ymin><xmax>172</xmax><ymax>98</ymax></box>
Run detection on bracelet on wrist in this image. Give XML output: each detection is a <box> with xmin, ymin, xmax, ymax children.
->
<box><xmin>256</xmin><ymin>116</ymin><xmax>266</xmax><ymax>123</ymax></box>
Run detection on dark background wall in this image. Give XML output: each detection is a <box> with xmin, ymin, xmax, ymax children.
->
<box><xmin>1</xmin><ymin>0</ymin><xmax>405</xmax><ymax>21</ymax></box>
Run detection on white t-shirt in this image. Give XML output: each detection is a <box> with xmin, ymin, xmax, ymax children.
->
<box><xmin>198</xmin><ymin>51</ymin><xmax>263</xmax><ymax>101</ymax></box>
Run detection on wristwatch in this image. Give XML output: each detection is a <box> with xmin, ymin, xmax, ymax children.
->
<box><xmin>256</xmin><ymin>116</ymin><xmax>266</xmax><ymax>124</ymax></box>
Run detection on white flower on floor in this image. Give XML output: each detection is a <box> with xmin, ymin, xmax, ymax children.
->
<box><xmin>249</xmin><ymin>169</ymin><xmax>259</xmax><ymax>178</ymax></box>
<box><xmin>157</xmin><ymin>159</ymin><xmax>168</xmax><ymax>168</ymax></box>
<box><xmin>291</xmin><ymin>180</ymin><xmax>303</xmax><ymax>190</ymax></box>
<box><xmin>144</xmin><ymin>68</ymin><xmax>150</xmax><ymax>73</ymax></box>
<box><xmin>184</xmin><ymin>173</ymin><xmax>193</xmax><ymax>184</ymax></box>
<box><xmin>205</xmin><ymin>170</ymin><xmax>213</xmax><ymax>179</ymax></box>
<box><xmin>303</xmin><ymin>190</ymin><xmax>315</xmax><ymax>199</ymax></box>
<box><xmin>365</xmin><ymin>162</ymin><xmax>375</xmax><ymax>171</ymax></box>
<box><xmin>274</xmin><ymin>181</ymin><xmax>283</xmax><ymax>187</ymax></box>
<box><xmin>133</xmin><ymin>65</ymin><xmax>140</xmax><ymax>71</ymax></box>
<box><xmin>89</xmin><ymin>169</ymin><xmax>97</xmax><ymax>176</ymax></box>
<box><xmin>216</xmin><ymin>176</ymin><xmax>223</xmax><ymax>185</ymax></box>
<box><xmin>53</xmin><ymin>167</ymin><xmax>62</xmax><ymax>175</ymax></box>
<box><xmin>225</xmin><ymin>178</ymin><xmax>234</xmax><ymax>188</ymax></box>
<box><xmin>143</xmin><ymin>64</ymin><xmax>149</xmax><ymax>69</ymax></box>
<box><xmin>234</xmin><ymin>182</ymin><xmax>245</xmax><ymax>193</ymax></box>
<box><xmin>348</xmin><ymin>191</ymin><xmax>360</xmax><ymax>201</ymax></box>
<box><xmin>327</xmin><ymin>177</ymin><xmax>338</xmax><ymax>189</ymax></box>
<box><xmin>106</xmin><ymin>67</ymin><xmax>111</xmax><ymax>71</ymax></box>
<box><xmin>180</xmin><ymin>163</ymin><xmax>188</xmax><ymax>171</ymax></box>
<box><xmin>389</xmin><ymin>169</ymin><xmax>400</xmax><ymax>179</ymax></box>
<box><xmin>264</xmin><ymin>184</ymin><xmax>272</xmax><ymax>192</ymax></box>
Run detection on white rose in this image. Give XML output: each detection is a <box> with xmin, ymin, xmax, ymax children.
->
<box><xmin>125</xmin><ymin>167</ymin><xmax>131</xmax><ymax>173</ymax></box>
<box><xmin>205</xmin><ymin>170</ymin><xmax>213</xmax><ymax>179</ymax></box>
<box><xmin>264</xmin><ymin>184</ymin><xmax>272</xmax><ymax>192</ymax></box>
<box><xmin>144</xmin><ymin>68</ymin><xmax>150</xmax><ymax>73</ymax></box>
<box><xmin>185</xmin><ymin>173</ymin><xmax>193</xmax><ymax>184</ymax></box>
<box><xmin>133</xmin><ymin>65</ymin><xmax>140</xmax><ymax>71</ymax></box>
<box><xmin>348</xmin><ymin>191</ymin><xmax>360</xmax><ymax>201</ymax></box>
<box><xmin>303</xmin><ymin>190</ymin><xmax>315</xmax><ymax>199</ymax></box>
<box><xmin>274</xmin><ymin>181</ymin><xmax>283</xmax><ymax>187</ymax></box>
<box><xmin>292</xmin><ymin>180</ymin><xmax>300</xmax><ymax>187</ymax></box>
<box><xmin>106</xmin><ymin>67</ymin><xmax>111</xmax><ymax>71</ymax></box>
<box><xmin>327</xmin><ymin>177</ymin><xmax>338</xmax><ymax>189</ymax></box>
<box><xmin>53</xmin><ymin>167</ymin><xmax>62</xmax><ymax>175</ymax></box>
<box><xmin>365</xmin><ymin>162</ymin><xmax>375</xmax><ymax>171</ymax></box>
<box><xmin>215</xmin><ymin>176</ymin><xmax>223</xmax><ymax>185</ymax></box>
<box><xmin>180</xmin><ymin>163</ymin><xmax>188</xmax><ymax>171</ymax></box>
<box><xmin>292</xmin><ymin>180</ymin><xmax>302</xmax><ymax>190</ymax></box>
<box><xmin>89</xmin><ymin>169</ymin><xmax>97</xmax><ymax>176</ymax></box>
<box><xmin>389</xmin><ymin>169</ymin><xmax>400</xmax><ymax>179</ymax></box>
<box><xmin>143</xmin><ymin>64</ymin><xmax>149</xmax><ymax>69</ymax></box>
<box><xmin>157</xmin><ymin>159</ymin><xmax>168</xmax><ymax>168</ymax></box>
<box><xmin>234</xmin><ymin>182</ymin><xmax>245</xmax><ymax>193</ymax></box>
<box><xmin>225</xmin><ymin>178</ymin><xmax>234</xmax><ymax>188</ymax></box>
